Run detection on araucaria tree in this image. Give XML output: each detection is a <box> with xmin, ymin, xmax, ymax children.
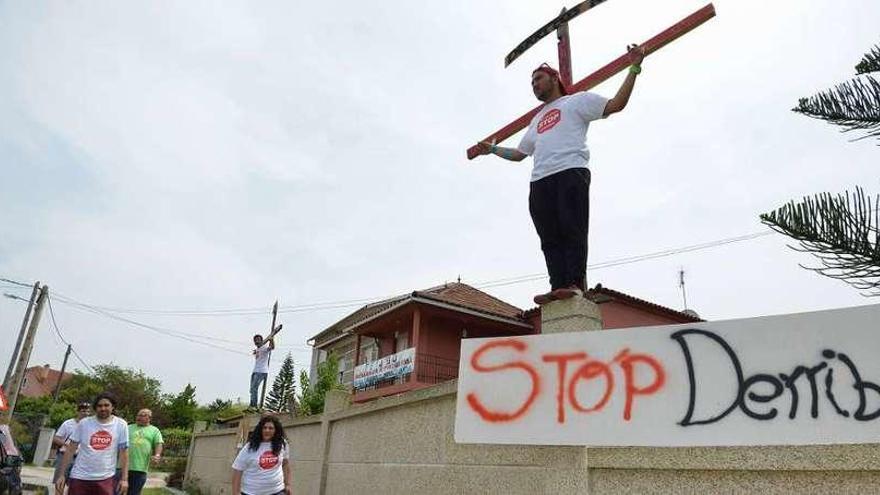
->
<box><xmin>264</xmin><ymin>353</ymin><xmax>296</xmax><ymax>413</ymax></box>
<box><xmin>761</xmin><ymin>187</ymin><xmax>880</xmax><ymax>295</ymax></box>
<box><xmin>792</xmin><ymin>44</ymin><xmax>879</xmax><ymax>141</ymax></box>
<box><xmin>761</xmin><ymin>44</ymin><xmax>880</xmax><ymax>295</ymax></box>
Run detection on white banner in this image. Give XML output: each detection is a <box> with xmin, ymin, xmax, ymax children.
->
<box><xmin>354</xmin><ymin>347</ymin><xmax>415</xmax><ymax>389</ymax></box>
<box><xmin>454</xmin><ymin>304</ymin><xmax>880</xmax><ymax>447</ymax></box>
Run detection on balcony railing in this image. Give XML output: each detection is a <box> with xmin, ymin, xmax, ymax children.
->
<box><xmin>415</xmin><ymin>353</ymin><xmax>458</xmax><ymax>384</ymax></box>
<box><xmin>353</xmin><ymin>352</ymin><xmax>459</xmax><ymax>392</ymax></box>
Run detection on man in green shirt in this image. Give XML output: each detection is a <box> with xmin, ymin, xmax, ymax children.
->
<box><xmin>126</xmin><ymin>409</ymin><xmax>163</xmax><ymax>495</ymax></box>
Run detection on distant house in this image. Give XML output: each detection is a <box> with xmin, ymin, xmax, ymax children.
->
<box><xmin>19</xmin><ymin>364</ymin><xmax>73</xmax><ymax>399</ymax></box>
<box><xmin>307</xmin><ymin>282</ymin><xmax>701</xmax><ymax>403</ymax></box>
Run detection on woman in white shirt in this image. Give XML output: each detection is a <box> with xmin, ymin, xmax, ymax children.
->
<box><xmin>232</xmin><ymin>416</ymin><xmax>291</xmax><ymax>495</ymax></box>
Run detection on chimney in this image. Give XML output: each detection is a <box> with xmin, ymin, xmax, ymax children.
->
<box><xmin>38</xmin><ymin>364</ymin><xmax>50</xmax><ymax>382</ymax></box>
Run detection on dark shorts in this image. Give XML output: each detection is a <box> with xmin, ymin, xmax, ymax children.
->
<box><xmin>114</xmin><ymin>470</ymin><xmax>148</xmax><ymax>495</ymax></box>
<box><xmin>68</xmin><ymin>477</ymin><xmax>115</xmax><ymax>495</ymax></box>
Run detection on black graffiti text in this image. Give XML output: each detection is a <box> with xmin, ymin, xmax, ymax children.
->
<box><xmin>670</xmin><ymin>328</ymin><xmax>880</xmax><ymax>426</ymax></box>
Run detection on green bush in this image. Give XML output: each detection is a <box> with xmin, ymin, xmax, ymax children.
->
<box><xmin>160</xmin><ymin>428</ymin><xmax>192</xmax><ymax>457</ymax></box>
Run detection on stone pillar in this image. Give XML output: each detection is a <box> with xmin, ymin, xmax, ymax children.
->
<box><xmin>33</xmin><ymin>427</ymin><xmax>55</xmax><ymax>467</ymax></box>
<box><xmin>540</xmin><ymin>296</ymin><xmax>602</xmax><ymax>491</ymax></box>
<box><xmin>541</xmin><ymin>296</ymin><xmax>603</xmax><ymax>334</ymax></box>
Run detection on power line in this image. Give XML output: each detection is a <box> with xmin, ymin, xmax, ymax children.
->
<box><xmin>474</xmin><ymin>231</ymin><xmax>775</xmax><ymax>289</ymax></box>
<box><xmin>50</xmin><ymin>296</ymin><xmax>391</xmax><ymax>318</ymax></box>
<box><xmin>7</xmin><ymin>290</ymin><xmax>262</xmax><ymax>357</ymax></box>
<box><xmin>1</xmin><ymin>230</ymin><xmax>776</xmax><ymax>318</ymax></box>
<box><xmin>56</xmin><ymin>300</ymin><xmax>251</xmax><ymax>356</ymax></box>
<box><xmin>0</xmin><ymin>278</ymin><xmax>33</xmax><ymax>288</ymax></box>
<box><xmin>8</xmin><ymin>288</ymin><xmax>316</xmax><ymax>354</ymax></box>
<box><xmin>46</xmin><ymin>295</ymin><xmax>96</xmax><ymax>374</ymax></box>
<box><xmin>52</xmin><ymin>294</ymin><xmax>313</xmax><ymax>352</ymax></box>
<box><xmin>0</xmin><ymin>229</ymin><xmax>776</xmax><ymax>354</ymax></box>
<box><xmin>57</xmin><ymin>295</ymin><xmax>312</xmax><ymax>350</ymax></box>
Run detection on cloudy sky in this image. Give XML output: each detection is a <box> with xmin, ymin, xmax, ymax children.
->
<box><xmin>1</xmin><ymin>0</ymin><xmax>877</xmax><ymax>403</ymax></box>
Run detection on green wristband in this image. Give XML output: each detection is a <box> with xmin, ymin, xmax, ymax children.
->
<box><xmin>629</xmin><ymin>64</ymin><xmax>641</xmax><ymax>75</ymax></box>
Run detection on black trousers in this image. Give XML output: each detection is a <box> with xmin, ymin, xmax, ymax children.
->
<box><xmin>528</xmin><ymin>167</ymin><xmax>590</xmax><ymax>291</ymax></box>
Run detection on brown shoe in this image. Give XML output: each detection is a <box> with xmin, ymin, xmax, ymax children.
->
<box><xmin>533</xmin><ymin>291</ymin><xmax>554</xmax><ymax>305</ymax></box>
<box><xmin>550</xmin><ymin>286</ymin><xmax>581</xmax><ymax>300</ymax></box>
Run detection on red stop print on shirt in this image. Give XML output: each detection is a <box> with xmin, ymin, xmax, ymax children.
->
<box><xmin>537</xmin><ymin>109</ymin><xmax>561</xmax><ymax>134</ymax></box>
<box><xmin>259</xmin><ymin>451</ymin><xmax>279</xmax><ymax>469</ymax></box>
<box><xmin>90</xmin><ymin>430</ymin><xmax>112</xmax><ymax>451</ymax></box>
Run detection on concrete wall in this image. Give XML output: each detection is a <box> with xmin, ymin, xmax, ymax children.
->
<box><xmin>187</xmin><ymin>381</ymin><xmax>880</xmax><ymax>495</ymax></box>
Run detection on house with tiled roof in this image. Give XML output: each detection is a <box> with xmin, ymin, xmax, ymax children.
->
<box><xmin>19</xmin><ymin>364</ymin><xmax>73</xmax><ymax>399</ymax></box>
<box><xmin>308</xmin><ymin>282</ymin><xmax>701</xmax><ymax>403</ymax></box>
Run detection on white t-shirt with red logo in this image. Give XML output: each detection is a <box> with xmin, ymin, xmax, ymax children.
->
<box><xmin>517</xmin><ymin>91</ymin><xmax>609</xmax><ymax>182</ymax></box>
<box><xmin>69</xmin><ymin>416</ymin><xmax>129</xmax><ymax>480</ymax></box>
<box><xmin>253</xmin><ymin>343</ymin><xmax>272</xmax><ymax>374</ymax></box>
<box><xmin>55</xmin><ymin>418</ymin><xmax>79</xmax><ymax>453</ymax></box>
<box><xmin>232</xmin><ymin>442</ymin><xmax>290</xmax><ymax>495</ymax></box>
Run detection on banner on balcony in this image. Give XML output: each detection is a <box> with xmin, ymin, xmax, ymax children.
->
<box><xmin>454</xmin><ymin>304</ymin><xmax>880</xmax><ymax>447</ymax></box>
<box><xmin>354</xmin><ymin>347</ymin><xmax>416</xmax><ymax>389</ymax></box>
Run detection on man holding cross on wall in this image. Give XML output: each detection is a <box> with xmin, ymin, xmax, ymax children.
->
<box><xmin>476</xmin><ymin>44</ymin><xmax>645</xmax><ymax>305</ymax></box>
<box><xmin>248</xmin><ymin>301</ymin><xmax>282</xmax><ymax>411</ymax></box>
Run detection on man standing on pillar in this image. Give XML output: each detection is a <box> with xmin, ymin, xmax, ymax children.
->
<box><xmin>477</xmin><ymin>44</ymin><xmax>646</xmax><ymax>304</ymax></box>
<box><xmin>248</xmin><ymin>334</ymin><xmax>275</xmax><ymax>410</ymax></box>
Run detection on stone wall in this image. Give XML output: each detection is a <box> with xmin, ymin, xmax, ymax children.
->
<box><xmin>186</xmin><ymin>380</ymin><xmax>880</xmax><ymax>494</ymax></box>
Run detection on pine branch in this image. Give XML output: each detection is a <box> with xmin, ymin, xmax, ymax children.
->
<box><xmin>793</xmin><ymin>76</ymin><xmax>880</xmax><ymax>142</ymax></box>
<box><xmin>856</xmin><ymin>45</ymin><xmax>880</xmax><ymax>75</ymax></box>
<box><xmin>760</xmin><ymin>187</ymin><xmax>880</xmax><ymax>296</ymax></box>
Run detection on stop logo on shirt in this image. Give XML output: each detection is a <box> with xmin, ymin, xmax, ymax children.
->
<box><xmin>90</xmin><ymin>430</ymin><xmax>113</xmax><ymax>450</ymax></box>
<box><xmin>258</xmin><ymin>450</ymin><xmax>279</xmax><ymax>469</ymax></box>
<box><xmin>537</xmin><ymin>109</ymin><xmax>561</xmax><ymax>134</ymax></box>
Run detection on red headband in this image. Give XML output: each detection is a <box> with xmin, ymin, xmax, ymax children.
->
<box><xmin>532</xmin><ymin>64</ymin><xmax>568</xmax><ymax>95</ymax></box>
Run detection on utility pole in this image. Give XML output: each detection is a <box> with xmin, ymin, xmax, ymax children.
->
<box><xmin>3</xmin><ymin>281</ymin><xmax>40</xmax><ymax>392</ymax></box>
<box><xmin>2</xmin><ymin>285</ymin><xmax>48</xmax><ymax>423</ymax></box>
<box><xmin>52</xmin><ymin>344</ymin><xmax>72</xmax><ymax>403</ymax></box>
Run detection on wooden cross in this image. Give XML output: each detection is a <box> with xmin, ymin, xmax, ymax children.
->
<box><xmin>466</xmin><ymin>3</ymin><xmax>716</xmax><ymax>160</ymax></box>
<box><xmin>259</xmin><ymin>300</ymin><xmax>282</xmax><ymax>409</ymax></box>
<box><xmin>504</xmin><ymin>1</ymin><xmax>613</xmax><ymax>85</ymax></box>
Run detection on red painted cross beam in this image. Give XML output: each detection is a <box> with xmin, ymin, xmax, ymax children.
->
<box><xmin>466</xmin><ymin>3</ymin><xmax>716</xmax><ymax>160</ymax></box>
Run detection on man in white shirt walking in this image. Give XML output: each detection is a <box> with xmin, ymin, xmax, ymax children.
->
<box><xmin>52</xmin><ymin>402</ymin><xmax>91</xmax><ymax>484</ymax></box>
<box><xmin>55</xmin><ymin>392</ymin><xmax>129</xmax><ymax>495</ymax></box>
<box><xmin>477</xmin><ymin>44</ymin><xmax>646</xmax><ymax>305</ymax></box>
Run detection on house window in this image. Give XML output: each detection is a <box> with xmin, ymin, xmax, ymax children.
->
<box><xmin>395</xmin><ymin>331</ymin><xmax>409</xmax><ymax>353</ymax></box>
<box><xmin>360</xmin><ymin>338</ymin><xmax>378</xmax><ymax>364</ymax></box>
<box><xmin>338</xmin><ymin>356</ymin><xmax>347</xmax><ymax>383</ymax></box>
